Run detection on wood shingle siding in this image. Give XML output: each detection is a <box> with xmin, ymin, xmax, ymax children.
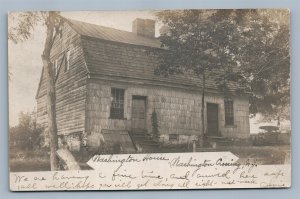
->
<box><xmin>36</xmin><ymin>21</ymin><xmax>88</xmax><ymax>139</ymax></box>
<box><xmin>36</xmin><ymin>17</ymin><xmax>250</xmax><ymax>150</ymax></box>
<box><xmin>85</xmin><ymin>80</ymin><xmax>250</xmax><ymax>139</ymax></box>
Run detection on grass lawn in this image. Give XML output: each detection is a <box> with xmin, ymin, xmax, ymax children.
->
<box><xmin>215</xmin><ymin>145</ymin><xmax>290</xmax><ymax>165</ymax></box>
<box><xmin>9</xmin><ymin>148</ymin><xmax>51</xmax><ymax>172</ymax></box>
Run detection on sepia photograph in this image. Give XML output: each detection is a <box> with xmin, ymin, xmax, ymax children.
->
<box><xmin>8</xmin><ymin>9</ymin><xmax>291</xmax><ymax>191</ymax></box>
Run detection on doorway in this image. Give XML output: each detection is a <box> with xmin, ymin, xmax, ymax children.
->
<box><xmin>207</xmin><ymin>103</ymin><xmax>219</xmax><ymax>136</ymax></box>
<box><xmin>131</xmin><ymin>96</ymin><xmax>147</xmax><ymax>132</ymax></box>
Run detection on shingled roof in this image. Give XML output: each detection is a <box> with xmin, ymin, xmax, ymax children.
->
<box><xmin>66</xmin><ymin>18</ymin><xmax>161</xmax><ymax>48</ymax></box>
<box><xmin>63</xmin><ymin>18</ymin><xmax>240</xmax><ymax>92</ymax></box>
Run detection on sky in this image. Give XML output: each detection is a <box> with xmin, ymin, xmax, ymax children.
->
<box><xmin>8</xmin><ymin>11</ymin><xmax>159</xmax><ymax>127</ymax></box>
<box><xmin>8</xmin><ymin>11</ymin><xmax>289</xmax><ymax>133</ymax></box>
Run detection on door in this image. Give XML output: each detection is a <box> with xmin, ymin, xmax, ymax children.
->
<box><xmin>207</xmin><ymin>103</ymin><xmax>219</xmax><ymax>136</ymax></box>
<box><xmin>131</xmin><ymin>96</ymin><xmax>147</xmax><ymax>132</ymax></box>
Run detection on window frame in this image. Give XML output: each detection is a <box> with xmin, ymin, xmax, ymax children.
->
<box><xmin>224</xmin><ymin>99</ymin><xmax>234</xmax><ymax>126</ymax></box>
<box><xmin>110</xmin><ymin>88</ymin><xmax>125</xmax><ymax>119</ymax></box>
<box><xmin>169</xmin><ymin>134</ymin><xmax>179</xmax><ymax>142</ymax></box>
<box><xmin>65</xmin><ymin>50</ymin><xmax>71</xmax><ymax>72</ymax></box>
<box><xmin>54</xmin><ymin>59</ymin><xmax>58</xmax><ymax>76</ymax></box>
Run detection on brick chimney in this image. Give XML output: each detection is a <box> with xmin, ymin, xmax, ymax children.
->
<box><xmin>132</xmin><ymin>18</ymin><xmax>155</xmax><ymax>38</ymax></box>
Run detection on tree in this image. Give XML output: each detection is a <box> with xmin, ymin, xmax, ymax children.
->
<box><xmin>235</xmin><ymin>10</ymin><xmax>290</xmax><ymax>124</ymax></box>
<box><xmin>154</xmin><ymin>9</ymin><xmax>290</xmax><ymax>140</ymax></box>
<box><xmin>154</xmin><ymin>10</ymin><xmax>241</xmax><ymax>146</ymax></box>
<box><xmin>10</xmin><ymin>111</ymin><xmax>44</xmax><ymax>150</ymax></box>
<box><xmin>9</xmin><ymin>11</ymin><xmax>62</xmax><ymax>170</ymax></box>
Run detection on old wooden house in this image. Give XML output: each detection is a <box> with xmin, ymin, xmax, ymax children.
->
<box><xmin>36</xmin><ymin>17</ymin><xmax>250</xmax><ymax>152</ymax></box>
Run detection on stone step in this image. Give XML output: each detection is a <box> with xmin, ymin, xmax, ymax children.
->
<box><xmin>129</xmin><ymin>131</ymin><xmax>160</xmax><ymax>152</ymax></box>
<box><xmin>131</xmin><ymin>133</ymin><xmax>153</xmax><ymax>137</ymax></box>
<box><xmin>131</xmin><ymin>135</ymin><xmax>147</xmax><ymax>139</ymax></box>
<box><xmin>132</xmin><ymin>137</ymin><xmax>158</xmax><ymax>143</ymax></box>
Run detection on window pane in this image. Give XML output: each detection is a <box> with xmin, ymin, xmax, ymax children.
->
<box><xmin>65</xmin><ymin>50</ymin><xmax>70</xmax><ymax>72</ymax></box>
<box><xmin>55</xmin><ymin>60</ymin><xmax>58</xmax><ymax>75</ymax></box>
<box><xmin>169</xmin><ymin>134</ymin><xmax>179</xmax><ymax>142</ymax></box>
<box><xmin>110</xmin><ymin>88</ymin><xmax>125</xmax><ymax>119</ymax></box>
<box><xmin>66</xmin><ymin>50</ymin><xmax>70</xmax><ymax>70</ymax></box>
<box><xmin>225</xmin><ymin>100</ymin><xmax>234</xmax><ymax>125</ymax></box>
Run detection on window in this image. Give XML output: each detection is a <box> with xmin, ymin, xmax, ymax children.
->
<box><xmin>65</xmin><ymin>50</ymin><xmax>70</xmax><ymax>72</ymax></box>
<box><xmin>110</xmin><ymin>88</ymin><xmax>125</xmax><ymax>119</ymax></box>
<box><xmin>54</xmin><ymin>59</ymin><xmax>58</xmax><ymax>75</ymax></box>
<box><xmin>169</xmin><ymin>134</ymin><xmax>179</xmax><ymax>142</ymax></box>
<box><xmin>224</xmin><ymin>99</ymin><xmax>234</xmax><ymax>125</ymax></box>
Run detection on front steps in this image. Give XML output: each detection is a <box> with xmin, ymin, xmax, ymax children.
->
<box><xmin>129</xmin><ymin>131</ymin><xmax>160</xmax><ymax>153</ymax></box>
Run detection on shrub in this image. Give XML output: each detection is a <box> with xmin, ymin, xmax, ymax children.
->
<box><xmin>151</xmin><ymin>109</ymin><xmax>159</xmax><ymax>141</ymax></box>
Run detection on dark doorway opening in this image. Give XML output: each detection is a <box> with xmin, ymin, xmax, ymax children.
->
<box><xmin>131</xmin><ymin>96</ymin><xmax>147</xmax><ymax>132</ymax></box>
<box><xmin>207</xmin><ymin>103</ymin><xmax>219</xmax><ymax>137</ymax></box>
